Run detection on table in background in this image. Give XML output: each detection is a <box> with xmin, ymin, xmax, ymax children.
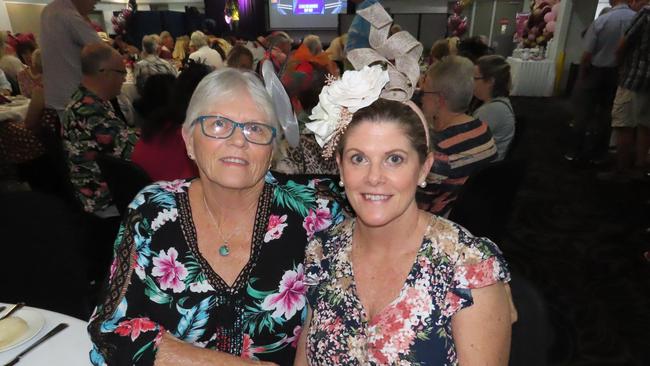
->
<box><xmin>0</xmin><ymin>98</ymin><xmax>30</xmax><ymax>123</ymax></box>
<box><xmin>507</xmin><ymin>57</ymin><xmax>555</xmax><ymax>97</ymax></box>
<box><xmin>0</xmin><ymin>303</ymin><xmax>91</xmax><ymax>366</ymax></box>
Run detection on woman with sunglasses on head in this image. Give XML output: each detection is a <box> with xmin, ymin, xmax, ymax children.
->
<box><xmin>88</xmin><ymin>68</ymin><xmax>345</xmax><ymax>366</ymax></box>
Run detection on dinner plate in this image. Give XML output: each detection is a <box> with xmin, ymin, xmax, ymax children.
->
<box><xmin>0</xmin><ymin>308</ymin><xmax>45</xmax><ymax>352</ymax></box>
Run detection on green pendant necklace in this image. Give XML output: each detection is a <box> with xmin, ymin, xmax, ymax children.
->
<box><xmin>202</xmin><ymin>195</ymin><xmax>243</xmax><ymax>257</ymax></box>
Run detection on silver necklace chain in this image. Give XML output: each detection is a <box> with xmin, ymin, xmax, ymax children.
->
<box><xmin>202</xmin><ymin>194</ymin><xmax>245</xmax><ymax>254</ymax></box>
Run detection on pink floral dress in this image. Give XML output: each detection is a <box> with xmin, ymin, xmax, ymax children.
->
<box><xmin>88</xmin><ymin>173</ymin><xmax>346</xmax><ymax>365</ymax></box>
<box><xmin>304</xmin><ymin>215</ymin><xmax>510</xmax><ymax>365</ymax></box>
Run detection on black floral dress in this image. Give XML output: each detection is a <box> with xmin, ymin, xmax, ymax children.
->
<box><xmin>88</xmin><ymin>173</ymin><xmax>345</xmax><ymax>365</ymax></box>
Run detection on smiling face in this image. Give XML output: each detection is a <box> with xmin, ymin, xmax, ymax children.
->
<box><xmin>185</xmin><ymin>91</ymin><xmax>273</xmax><ymax>191</ymax></box>
<box><xmin>337</xmin><ymin>121</ymin><xmax>433</xmax><ymax>228</ymax></box>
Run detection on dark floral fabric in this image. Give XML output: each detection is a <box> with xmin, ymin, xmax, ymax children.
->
<box><xmin>88</xmin><ymin>173</ymin><xmax>346</xmax><ymax>365</ymax></box>
<box><xmin>62</xmin><ymin>85</ymin><xmax>138</xmax><ymax>213</ymax></box>
<box><xmin>304</xmin><ymin>215</ymin><xmax>510</xmax><ymax>365</ymax></box>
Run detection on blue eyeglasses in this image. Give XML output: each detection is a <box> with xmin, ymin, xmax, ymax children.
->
<box><xmin>192</xmin><ymin>115</ymin><xmax>277</xmax><ymax>145</ymax></box>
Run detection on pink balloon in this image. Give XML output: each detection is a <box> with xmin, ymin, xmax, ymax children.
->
<box><xmin>551</xmin><ymin>3</ymin><xmax>561</xmax><ymax>17</ymax></box>
<box><xmin>545</xmin><ymin>20</ymin><xmax>556</xmax><ymax>33</ymax></box>
<box><xmin>544</xmin><ymin>11</ymin><xmax>554</xmax><ymax>23</ymax></box>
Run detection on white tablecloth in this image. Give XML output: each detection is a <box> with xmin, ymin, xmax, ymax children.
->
<box><xmin>507</xmin><ymin>57</ymin><xmax>555</xmax><ymax>97</ymax></box>
<box><xmin>0</xmin><ymin>98</ymin><xmax>30</xmax><ymax>123</ymax></box>
<box><xmin>0</xmin><ymin>304</ymin><xmax>91</xmax><ymax>365</ymax></box>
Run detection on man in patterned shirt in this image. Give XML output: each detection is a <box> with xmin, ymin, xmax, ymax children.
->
<box><xmin>62</xmin><ymin>43</ymin><xmax>138</xmax><ymax>216</ymax></box>
<box><xmin>133</xmin><ymin>34</ymin><xmax>177</xmax><ymax>94</ymax></box>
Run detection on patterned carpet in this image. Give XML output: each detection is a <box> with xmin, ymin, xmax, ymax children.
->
<box><xmin>505</xmin><ymin>97</ymin><xmax>650</xmax><ymax>366</ymax></box>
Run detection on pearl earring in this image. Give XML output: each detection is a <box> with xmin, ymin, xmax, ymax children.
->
<box><xmin>419</xmin><ymin>181</ymin><xmax>427</xmax><ymax>188</ymax></box>
<box><xmin>338</xmin><ymin>180</ymin><xmax>344</xmax><ymax>187</ymax></box>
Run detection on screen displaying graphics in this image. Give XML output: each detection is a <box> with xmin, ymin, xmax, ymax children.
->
<box><xmin>269</xmin><ymin>0</ymin><xmax>347</xmax><ymax>29</ymax></box>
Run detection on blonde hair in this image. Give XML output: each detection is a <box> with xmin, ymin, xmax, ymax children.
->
<box><xmin>173</xmin><ymin>36</ymin><xmax>190</xmax><ymax>61</ymax></box>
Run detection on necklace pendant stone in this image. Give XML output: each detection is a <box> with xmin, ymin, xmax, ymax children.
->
<box><xmin>219</xmin><ymin>244</ymin><xmax>230</xmax><ymax>256</ymax></box>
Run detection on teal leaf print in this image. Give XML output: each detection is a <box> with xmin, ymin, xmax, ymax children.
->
<box><xmin>133</xmin><ymin>341</ymin><xmax>154</xmax><ymax>363</ymax></box>
<box><xmin>144</xmin><ymin>276</ymin><xmax>173</xmax><ymax>305</ymax></box>
<box><xmin>183</xmin><ymin>254</ymin><xmax>204</xmax><ymax>285</ymax></box>
<box><xmin>273</xmin><ymin>180</ymin><xmax>317</xmax><ymax>217</ymax></box>
<box><xmin>174</xmin><ymin>296</ymin><xmax>215</xmax><ymax>343</ymax></box>
<box><xmin>247</xmin><ymin>278</ymin><xmax>275</xmax><ymax>300</ymax></box>
<box><xmin>243</xmin><ymin>278</ymin><xmax>286</xmax><ymax>335</ymax></box>
<box><xmin>243</xmin><ymin>306</ymin><xmax>286</xmax><ymax>335</ymax></box>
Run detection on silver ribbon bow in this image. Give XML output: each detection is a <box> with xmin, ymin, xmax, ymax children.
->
<box><xmin>347</xmin><ymin>3</ymin><xmax>424</xmax><ymax>102</ymax></box>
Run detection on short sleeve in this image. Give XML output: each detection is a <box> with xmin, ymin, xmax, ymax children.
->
<box><xmin>442</xmin><ymin>230</ymin><xmax>510</xmax><ymax>317</ymax></box>
<box><xmin>68</xmin><ymin>13</ymin><xmax>101</xmax><ymax>46</ymax></box>
<box><xmin>583</xmin><ymin>23</ymin><xmax>598</xmax><ymax>53</ymax></box>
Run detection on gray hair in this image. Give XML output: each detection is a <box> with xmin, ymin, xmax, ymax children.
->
<box><xmin>183</xmin><ymin>68</ymin><xmax>280</xmax><ymax>146</ymax></box>
<box><xmin>81</xmin><ymin>43</ymin><xmax>117</xmax><ymax>75</ymax></box>
<box><xmin>302</xmin><ymin>35</ymin><xmax>322</xmax><ymax>55</ymax></box>
<box><xmin>141</xmin><ymin>34</ymin><xmax>159</xmax><ymax>55</ymax></box>
<box><xmin>267</xmin><ymin>34</ymin><xmax>291</xmax><ymax>49</ymax></box>
<box><xmin>190</xmin><ymin>31</ymin><xmax>208</xmax><ymax>49</ymax></box>
<box><xmin>425</xmin><ymin>55</ymin><xmax>475</xmax><ymax>113</ymax></box>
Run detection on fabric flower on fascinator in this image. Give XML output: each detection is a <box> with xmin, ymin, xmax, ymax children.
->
<box><xmin>306</xmin><ymin>65</ymin><xmax>389</xmax><ymax>158</ymax></box>
<box><xmin>306</xmin><ymin>2</ymin><xmax>425</xmax><ymax>158</ymax></box>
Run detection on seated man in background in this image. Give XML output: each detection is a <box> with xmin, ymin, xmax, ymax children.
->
<box><xmin>417</xmin><ymin>55</ymin><xmax>497</xmax><ymax>217</ymax></box>
<box><xmin>133</xmin><ymin>34</ymin><xmax>177</xmax><ymax>94</ymax></box>
<box><xmin>62</xmin><ymin>43</ymin><xmax>138</xmax><ymax>217</ymax></box>
<box><xmin>159</xmin><ymin>31</ymin><xmax>174</xmax><ymax>60</ymax></box>
<box><xmin>188</xmin><ymin>31</ymin><xmax>223</xmax><ymax>69</ymax></box>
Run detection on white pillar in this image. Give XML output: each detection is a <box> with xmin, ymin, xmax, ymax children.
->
<box><xmin>0</xmin><ymin>1</ymin><xmax>13</xmax><ymax>32</ymax></box>
<box><xmin>547</xmin><ymin>0</ymin><xmax>573</xmax><ymax>61</ymax></box>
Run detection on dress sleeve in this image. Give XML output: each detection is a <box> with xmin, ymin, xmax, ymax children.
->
<box><xmin>87</xmin><ymin>202</ymin><xmax>166</xmax><ymax>366</ymax></box>
<box><xmin>442</xmin><ymin>228</ymin><xmax>511</xmax><ymax>317</ymax></box>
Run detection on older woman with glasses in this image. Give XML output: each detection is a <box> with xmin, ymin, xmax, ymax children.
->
<box><xmin>88</xmin><ymin>68</ymin><xmax>345</xmax><ymax>366</ymax></box>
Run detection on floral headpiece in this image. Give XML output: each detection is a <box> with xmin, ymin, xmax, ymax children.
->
<box><xmin>306</xmin><ymin>2</ymin><xmax>429</xmax><ymax>158</ymax></box>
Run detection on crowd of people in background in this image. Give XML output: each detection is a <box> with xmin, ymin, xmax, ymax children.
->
<box><xmin>1</xmin><ymin>0</ymin><xmax>649</xmax><ymax>364</ymax></box>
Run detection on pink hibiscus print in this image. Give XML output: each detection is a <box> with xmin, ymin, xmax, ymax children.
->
<box><xmin>114</xmin><ymin>317</ymin><xmax>157</xmax><ymax>341</ymax></box>
<box><xmin>261</xmin><ymin>264</ymin><xmax>307</xmax><ymax>319</ymax></box>
<box><xmin>286</xmin><ymin>325</ymin><xmax>302</xmax><ymax>348</ymax></box>
<box><xmin>159</xmin><ymin>180</ymin><xmax>190</xmax><ymax>193</ymax></box>
<box><xmin>241</xmin><ymin>334</ymin><xmax>265</xmax><ymax>359</ymax></box>
<box><xmin>152</xmin><ymin>247</ymin><xmax>188</xmax><ymax>293</ymax></box>
<box><xmin>302</xmin><ymin>208</ymin><xmax>332</xmax><ymax>239</ymax></box>
<box><xmin>264</xmin><ymin>214</ymin><xmax>288</xmax><ymax>243</ymax></box>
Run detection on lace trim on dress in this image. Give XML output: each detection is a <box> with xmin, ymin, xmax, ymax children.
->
<box><xmin>88</xmin><ymin>212</ymin><xmax>140</xmax><ymax>360</ymax></box>
<box><xmin>178</xmin><ymin>182</ymin><xmax>273</xmax><ymax>355</ymax></box>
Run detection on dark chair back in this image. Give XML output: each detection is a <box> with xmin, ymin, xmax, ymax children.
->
<box><xmin>448</xmin><ymin>159</ymin><xmax>526</xmax><ymax>243</ymax></box>
<box><xmin>509</xmin><ymin>271</ymin><xmax>552</xmax><ymax>366</ymax></box>
<box><xmin>96</xmin><ymin>155</ymin><xmax>152</xmax><ymax>216</ymax></box>
<box><xmin>0</xmin><ymin>191</ymin><xmax>91</xmax><ymax>318</ymax></box>
<box><xmin>506</xmin><ymin>116</ymin><xmax>527</xmax><ymax>160</ymax></box>
<box><xmin>5</xmin><ymin>74</ymin><xmax>20</xmax><ymax>96</ymax></box>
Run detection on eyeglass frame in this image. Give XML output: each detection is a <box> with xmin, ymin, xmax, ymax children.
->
<box><xmin>192</xmin><ymin>115</ymin><xmax>277</xmax><ymax>145</ymax></box>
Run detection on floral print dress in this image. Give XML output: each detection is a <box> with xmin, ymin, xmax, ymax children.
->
<box><xmin>88</xmin><ymin>173</ymin><xmax>345</xmax><ymax>366</ymax></box>
<box><xmin>304</xmin><ymin>215</ymin><xmax>510</xmax><ymax>365</ymax></box>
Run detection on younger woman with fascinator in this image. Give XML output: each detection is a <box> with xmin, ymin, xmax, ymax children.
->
<box><xmin>294</xmin><ymin>2</ymin><xmax>516</xmax><ymax>365</ymax></box>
